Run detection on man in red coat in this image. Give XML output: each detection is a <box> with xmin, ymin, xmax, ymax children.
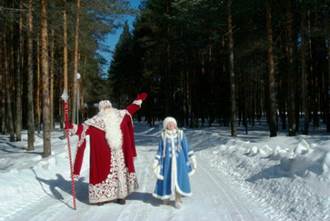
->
<box><xmin>69</xmin><ymin>93</ymin><xmax>147</xmax><ymax>205</ymax></box>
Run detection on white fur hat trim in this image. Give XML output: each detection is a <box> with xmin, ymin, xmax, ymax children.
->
<box><xmin>98</xmin><ymin>100</ymin><xmax>112</xmax><ymax>111</ymax></box>
<box><xmin>163</xmin><ymin>116</ymin><xmax>177</xmax><ymax>129</ymax></box>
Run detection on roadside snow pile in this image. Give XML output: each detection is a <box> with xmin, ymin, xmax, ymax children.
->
<box><xmin>194</xmin><ymin>130</ymin><xmax>330</xmax><ymax>221</ymax></box>
<box><xmin>270</xmin><ymin>145</ymin><xmax>289</xmax><ymax>160</ymax></box>
<box><xmin>245</xmin><ymin>145</ymin><xmax>259</xmax><ymax>157</ymax></box>
<box><xmin>279</xmin><ymin>139</ymin><xmax>330</xmax><ymax>178</ymax></box>
<box><xmin>323</xmin><ymin>153</ymin><xmax>330</xmax><ymax>177</ymax></box>
<box><xmin>243</xmin><ymin>138</ymin><xmax>330</xmax><ymax>179</ymax></box>
<box><xmin>240</xmin><ymin>138</ymin><xmax>330</xmax><ymax>179</ymax></box>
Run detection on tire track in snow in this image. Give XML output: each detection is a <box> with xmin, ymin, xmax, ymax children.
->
<box><xmin>208</xmin><ymin>147</ymin><xmax>293</xmax><ymax>221</ymax></box>
<box><xmin>198</xmin><ymin>158</ymin><xmax>247</xmax><ymax>221</ymax></box>
<box><xmin>191</xmin><ymin>159</ymin><xmax>233</xmax><ymax>220</ymax></box>
<box><xmin>198</xmin><ymin>150</ymin><xmax>276</xmax><ymax>221</ymax></box>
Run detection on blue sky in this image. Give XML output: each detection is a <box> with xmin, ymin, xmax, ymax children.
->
<box><xmin>98</xmin><ymin>0</ymin><xmax>141</xmax><ymax>75</ymax></box>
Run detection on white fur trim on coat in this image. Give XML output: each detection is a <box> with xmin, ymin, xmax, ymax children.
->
<box><xmin>132</xmin><ymin>99</ymin><xmax>142</xmax><ymax>106</ymax></box>
<box><xmin>98</xmin><ymin>100</ymin><xmax>112</xmax><ymax>111</ymax></box>
<box><xmin>163</xmin><ymin>117</ymin><xmax>177</xmax><ymax>129</ymax></box>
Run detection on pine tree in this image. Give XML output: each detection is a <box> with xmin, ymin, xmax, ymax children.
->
<box><xmin>266</xmin><ymin>0</ymin><xmax>277</xmax><ymax>137</ymax></box>
<box><xmin>40</xmin><ymin>0</ymin><xmax>51</xmax><ymax>157</ymax></box>
<box><xmin>27</xmin><ymin>0</ymin><xmax>35</xmax><ymax>150</ymax></box>
<box><xmin>227</xmin><ymin>0</ymin><xmax>237</xmax><ymax>137</ymax></box>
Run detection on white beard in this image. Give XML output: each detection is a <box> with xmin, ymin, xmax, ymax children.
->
<box><xmin>85</xmin><ymin>108</ymin><xmax>125</xmax><ymax>150</ymax></box>
<box><xmin>95</xmin><ymin>108</ymin><xmax>124</xmax><ymax>150</ymax></box>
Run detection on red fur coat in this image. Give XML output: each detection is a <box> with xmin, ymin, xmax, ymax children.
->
<box><xmin>70</xmin><ymin>93</ymin><xmax>147</xmax><ymax>203</ymax></box>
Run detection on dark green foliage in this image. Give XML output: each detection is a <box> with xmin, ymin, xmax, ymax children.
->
<box><xmin>108</xmin><ymin>0</ymin><xmax>330</xmax><ymax>135</ymax></box>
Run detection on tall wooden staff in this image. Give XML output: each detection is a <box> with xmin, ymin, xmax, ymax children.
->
<box><xmin>61</xmin><ymin>90</ymin><xmax>77</xmax><ymax>210</ymax></box>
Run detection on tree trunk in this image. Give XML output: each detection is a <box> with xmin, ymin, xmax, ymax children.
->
<box><xmin>72</xmin><ymin>0</ymin><xmax>81</xmax><ymax>123</ymax></box>
<box><xmin>327</xmin><ymin>11</ymin><xmax>330</xmax><ymax>132</ymax></box>
<box><xmin>62</xmin><ymin>0</ymin><xmax>68</xmax><ymax>131</ymax></box>
<box><xmin>50</xmin><ymin>29</ymin><xmax>55</xmax><ymax>130</ymax></box>
<box><xmin>286</xmin><ymin>0</ymin><xmax>296</xmax><ymax>136</ymax></box>
<box><xmin>35</xmin><ymin>40</ymin><xmax>41</xmax><ymax>133</ymax></box>
<box><xmin>0</xmin><ymin>34</ymin><xmax>5</xmax><ymax>134</ymax></box>
<box><xmin>301</xmin><ymin>9</ymin><xmax>309</xmax><ymax>134</ymax></box>
<box><xmin>63</xmin><ymin>0</ymin><xmax>68</xmax><ymax>92</ymax></box>
<box><xmin>266</xmin><ymin>1</ymin><xmax>277</xmax><ymax>137</ymax></box>
<box><xmin>227</xmin><ymin>0</ymin><xmax>236</xmax><ymax>137</ymax></box>
<box><xmin>163</xmin><ymin>0</ymin><xmax>172</xmax><ymax>116</ymax></box>
<box><xmin>15</xmin><ymin>0</ymin><xmax>23</xmax><ymax>141</ymax></box>
<box><xmin>77</xmin><ymin>70</ymin><xmax>80</xmax><ymax>124</ymax></box>
<box><xmin>4</xmin><ymin>33</ymin><xmax>15</xmax><ymax>142</ymax></box>
<box><xmin>40</xmin><ymin>0</ymin><xmax>51</xmax><ymax>158</ymax></box>
<box><xmin>185</xmin><ymin>69</ymin><xmax>192</xmax><ymax>127</ymax></box>
<box><xmin>80</xmin><ymin>55</ymin><xmax>87</xmax><ymax>121</ymax></box>
<box><xmin>27</xmin><ymin>0</ymin><xmax>35</xmax><ymax>150</ymax></box>
<box><xmin>306</xmin><ymin>9</ymin><xmax>315</xmax><ymax>129</ymax></box>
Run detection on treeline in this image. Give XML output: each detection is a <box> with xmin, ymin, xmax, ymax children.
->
<box><xmin>108</xmin><ymin>0</ymin><xmax>330</xmax><ymax>136</ymax></box>
<box><xmin>0</xmin><ymin>0</ymin><xmax>131</xmax><ymax>157</ymax></box>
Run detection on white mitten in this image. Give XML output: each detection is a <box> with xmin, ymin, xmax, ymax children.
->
<box><xmin>152</xmin><ymin>159</ymin><xmax>161</xmax><ymax>179</ymax></box>
<box><xmin>65</xmin><ymin>123</ymin><xmax>78</xmax><ymax>136</ymax></box>
<box><xmin>190</xmin><ymin>155</ymin><xmax>197</xmax><ymax>170</ymax></box>
<box><xmin>73</xmin><ymin>174</ymin><xmax>80</xmax><ymax>181</ymax></box>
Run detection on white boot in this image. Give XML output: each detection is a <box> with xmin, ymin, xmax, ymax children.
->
<box><xmin>174</xmin><ymin>200</ymin><xmax>182</xmax><ymax>209</ymax></box>
<box><xmin>174</xmin><ymin>192</ymin><xmax>182</xmax><ymax>209</ymax></box>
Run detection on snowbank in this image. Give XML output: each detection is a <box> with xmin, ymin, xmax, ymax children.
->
<box><xmin>197</xmin><ymin>130</ymin><xmax>330</xmax><ymax>221</ymax></box>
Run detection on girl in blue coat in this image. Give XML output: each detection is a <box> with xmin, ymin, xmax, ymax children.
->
<box><xmin>152</xmin><ymin>117</ymin><xmax>197</xmax><ymax>208</ymax></box>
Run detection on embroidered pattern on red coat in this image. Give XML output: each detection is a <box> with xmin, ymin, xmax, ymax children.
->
<box><xmin>88</xmin><ymin>148</ymin><xmax>138</xmax><ymax>203</ymax></box>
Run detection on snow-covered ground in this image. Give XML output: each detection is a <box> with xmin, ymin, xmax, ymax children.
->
<box><xmin>0</xmin><ymin>123</ymin><xmax>329</xmax><ymax>221</ymax></box>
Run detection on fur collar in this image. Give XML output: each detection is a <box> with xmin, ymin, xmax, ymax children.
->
<box><xmin>164</xmin><ymin>129</ymin><xmax>178</xmax><ymax>137</ymax></box>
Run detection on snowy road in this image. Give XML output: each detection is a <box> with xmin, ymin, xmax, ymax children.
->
<box><xmin>5</xmin><ymin>129</ymin><xmax>273</xmax><ymax>221</ymax></box>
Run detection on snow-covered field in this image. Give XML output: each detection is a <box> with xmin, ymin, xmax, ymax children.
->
<box><xmin>0</xmin><ymin>123</ymin><xmax>329</xmax><ymax>221</ymax></box>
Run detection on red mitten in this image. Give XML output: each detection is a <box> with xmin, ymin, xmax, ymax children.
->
<box><xmin>136</xmin><ymin>92</ymin><xmax>148</xmax><ymax>101</ymax></box>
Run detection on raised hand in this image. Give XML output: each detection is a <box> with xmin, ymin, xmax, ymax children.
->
<box><xmin>136</xmin><ymin>92</ymin><xmax>148</xmax><ymax>101</ymax></box>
